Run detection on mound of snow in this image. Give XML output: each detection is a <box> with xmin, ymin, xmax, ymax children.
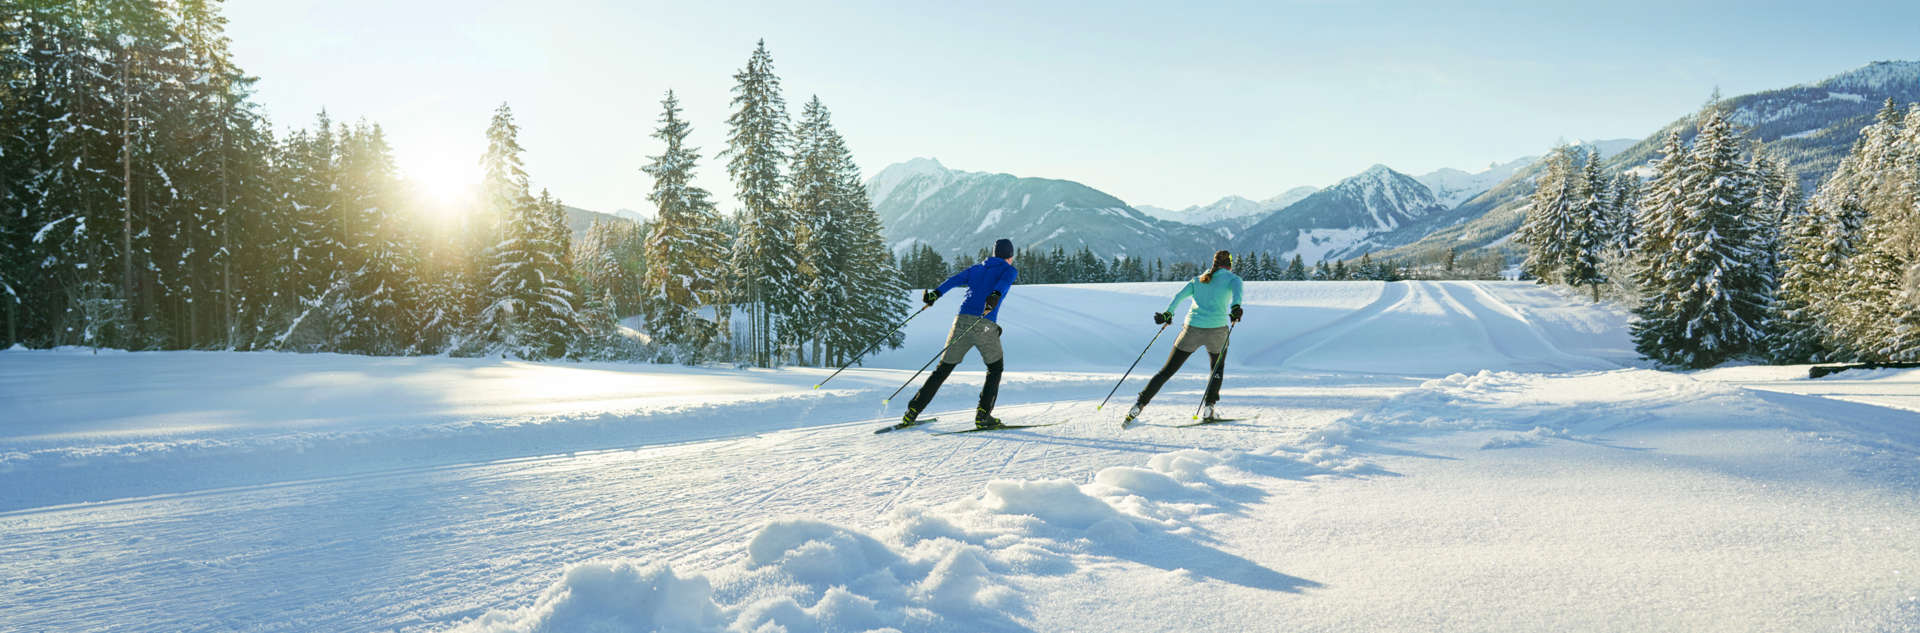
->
<box><xmin>456</xmin><ymin>560</ymin><xmax>723</xmax><ymax>632</ymax></box>
<box><xmin>981</xmin><ymin>479</ymin><xmax>1121</xmax><ymax>529</ymax></box>
<box><xmin>450</xmin><ymin>436</ymin><xmax>1341</xmax><ymax>632</ymax></box>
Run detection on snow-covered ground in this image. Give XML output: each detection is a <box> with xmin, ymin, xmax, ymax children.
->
<box><xmin>3</xmin><ymin>281</ymin><xmax>1916</xmax><ymax>632</ymax></box>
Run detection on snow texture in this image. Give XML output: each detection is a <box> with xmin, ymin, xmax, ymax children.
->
<box><xmin>3</xmin><ymin>282</ymin><xmax>1917</xmax><ymax>633</ymax></box>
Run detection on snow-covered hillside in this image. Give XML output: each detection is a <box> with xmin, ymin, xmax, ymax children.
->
<box><xmin>4</xmin><ymin>282</ymin><xmax>1917</xmax><ymax>632</ymax></box>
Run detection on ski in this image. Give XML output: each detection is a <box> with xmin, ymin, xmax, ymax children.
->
<box><xmin>935</xmin><ymin>423</ymin><xmax>1060</xmax><ymax>435</ymax></box>
<box><xmin>874</xmin><ymin>418</ymin><xmax>937</xmax><ymax>434</ymax></box>
<box><xmin>1182</xmin><ymin>415</ymin><xmax>1257</xmax><ymax>427</ymax></box>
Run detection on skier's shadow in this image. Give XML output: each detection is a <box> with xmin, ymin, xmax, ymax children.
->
<box><xmin>1092</xmin><ymin>528</ymin><xmax>1323</xmax><ymax>594</ymax></box>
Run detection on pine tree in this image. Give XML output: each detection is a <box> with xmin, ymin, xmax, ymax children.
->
<box><xmin>1631</xmin><ymin>109</ymin><xmax>1772</xmax><ymax>367</ymax></box>
<box><xmin>824</xmin><ymin>125</ymin><xmax>908</xmax><ymax>368</ymax></box>
<box><xmin>1567</xmin><ymin>149</ymin><xmax>1609</xmax><ymax>300</ymax></box>
<box><xmin>574</xmin><ymin>219</ymin><xmax>645</xmax><ymax>316</ymax></box>
<box><xmin>1821</xmin><ymin>103</ymin><xmax>1920</xmax><ymax>361</ymax></box>
<box><xmin>475</xmin><ymin>104</ymin><xmax>574</xmax><ymax>359</ymax></box>
<box><xmin>329</xmin><ymin>122</ymin><xmax>417</xmax><ymax>354</ymax></box>
<box><xmin>641</xmin><ymin>91</ymin><xmax>730</xmax><ymax>363</ymax></box>
<box><xmin>1521</xmin><ymin>145</ymin><xmax>1583</xmax><ymax>284</ymax></box>
<box><xmin>723</xmin><ymin>40</ymin><xmax>799</xmax><ymax>367</ymax></box>
<box><xmin>786</xmin><ymin>96</ymin><xmax>836</xmax><ymax>365</ymax></box>
<box><xmin>1607</xmin><ymin>173</ymin><xmax>1641</xmax><ymax>253</ymax></box>
<box><xmin>1285</xmin><ymin>254</ymin><xmax>1307</xmax><ymax>281</ymax></box>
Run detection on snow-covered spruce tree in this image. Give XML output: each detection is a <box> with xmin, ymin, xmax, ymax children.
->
<box><xmin>786</xmin><ymin>96</ymin><xmax>835</xmax><ymax>366</ymax></box>
<box><xmin>474</xmin><ymin>104</ymin><xmax>575</xmax><ymax>359</ymax></box>
<box><xmin>328</xmin><ymin>122</ymin><xmax>420</xmax><ymax>354</ymax></box>
<box><xmin>1521</xmin><ymin>145</ymin><xmax>1582</xmax><ymax>284</ymax></box>
<box><xmin>1822</xmin><ymin>103</ymin><xmax>1920</xmax><ymax>361</ymax></box>
<box><xmin>641</xmin><ymin>90</ymin><xmax>731</xmax><ymax>364</ymax></box>
<box><xmin>722</xmin><ymin>40</ymin><xmax>799</xmax><ymax>367</ymax></box>
<box><xmin>1567</xmin><ymin>149</ymin><xmax>1610</xmax><ymax>300</ymax></box>
<box><xmin>574</xmin><ymin>219</ymin><xmax>645</xmax><ymax>317</ymax></box>
<box><xmin>263</xmin><ymin>112</ymin><xmax>347</xmax><ymax>350</ymax></box>
<box><xmin>535</xmin><ymin>190</ymin><xmax>582</xmax><ymax>356</ymax></box>
<box><xmin>1606</xmin><ymin>172</ymin><xmax>1642</xmax><ymax>253</ymax></box>
<box><xmin>1285</xmin><ymin>254</ymin><xmax>1308</xmax><ymax>281</ymax></box>
<box><xmin>1628</xmin><ymin>131</ymin><xmax>1690</xmax><ymax>343</ymax></box>
<box><xmin>2</xmin><ymin>3</ymin><xmax>116</xmax><ymax>348</ymax></box>
<box><xmin>1631</xmin><ymin>109</ymin><xmax>1773</xmax><ymax>368</ymax></box>
<box><xmin>1766</xmin><ymin>157</ymin><xmax>1835</xmax><ymax>363</ymax></box>
<box><xmin>824</xmin><ymin>122</ymin><xmax>909</xmax><ymax>368</ymax></box>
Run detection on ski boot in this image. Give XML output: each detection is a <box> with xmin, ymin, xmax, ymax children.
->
<box><xmin>974</xmin><ymin>409</ymin><xmax>1004</xmax><ymax>430</ymax></box>
<box><xmin>891</xmin><ymin>408</ymin><xmax>923</xmax><ymax>431</ymax></box>
<box><xmin>1122</xmin><ymin>403</ymin><xmax>1143</xmax><ymax>429</ymax></box>
<box><xmin>1201</xmin><ymin>404</ymin><xmax>1220</xmax><ymax>422</ymax></box>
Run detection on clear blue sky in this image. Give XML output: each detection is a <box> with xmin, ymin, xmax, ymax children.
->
<box><xmin>225</xmin><ymin>0</ymin><xmax>1920</xmax><ymax>214</ymax></box>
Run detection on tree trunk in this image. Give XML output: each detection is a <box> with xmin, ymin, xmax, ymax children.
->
<box><xmin>120</xmin><ymin>50</ymin><xmax>134</xmax><ymax>327</ymax></box>
<box><xmin>221</xmin><ymin>100</ymin><xmax>234</xmax><ymax>350</ymax></box>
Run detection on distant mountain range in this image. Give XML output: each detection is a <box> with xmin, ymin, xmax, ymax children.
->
<box><xmin>867</xmin><ymin>60</ymin><xmax>1920</xmax><ymax>266</ymax></box>
<box><xmin>1136</xmin><ymin>187</ymin><xmax>1318</xmax><ymax>238</ymax></box>
<box><xmin>867</xmin><ymin>154</ymin><xmax>1556</xmax><ymax>264</ymax></box>
<box><xmin>867</xmin><ymin>157</ymin><xmax>1223</xmax><ymax>261</ymax></box>
<box><xmin>1376</xmin><ymin>60</ymin><xmax>1920</xmax><ymax>263</ymax></box>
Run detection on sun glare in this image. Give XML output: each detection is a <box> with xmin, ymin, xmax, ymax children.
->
<box><xmin>403</xmin><ymin>154</ymin><xmax>480</xmax><ymax>223</ymax></box>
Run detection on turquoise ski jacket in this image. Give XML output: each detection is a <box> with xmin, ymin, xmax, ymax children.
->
<box><xmin>1166</xmin><ymin>269</ymin><xmax>1244</xmax><ymax>328</ymax></box>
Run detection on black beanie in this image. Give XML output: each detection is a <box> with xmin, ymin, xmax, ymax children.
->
<box><xmin>994</xmin><ymin>238</ymin><xmax>1014</xmax><ymax>259</ymax></box>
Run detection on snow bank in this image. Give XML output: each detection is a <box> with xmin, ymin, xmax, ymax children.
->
<box><xmin>451</xmin><ymin>441</ymin><xmax>1309</xmax><ymax>632</ymax></box>
<box><xmin>1479</xmin><ymin>426</ymin><xmax>1573</xmax><ymax>450</ymax></box>
<box><xmin>457</xmin><ymin>561</ymin><xmax>723</xmax><ymax>632</ymax></box>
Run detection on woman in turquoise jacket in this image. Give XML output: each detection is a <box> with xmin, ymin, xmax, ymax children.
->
<box><xmin>1125</xmin><ymin>250</ymin><xmax>1243</xmax><ymax>427</ymax></box>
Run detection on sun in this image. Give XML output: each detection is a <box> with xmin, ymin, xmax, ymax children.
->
<box><xmin>402</xmin><ymin>152</ymin><xmax>480</xmax><ymax>223</ymax></box>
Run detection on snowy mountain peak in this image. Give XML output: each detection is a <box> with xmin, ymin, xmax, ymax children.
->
<box><xmin>1231</xmin><ymin>162</ymin><xmax>1446</xmax><ymax>261</ymax></box>
<box><xmin>867</xmin><ymin>157</ymin><xmax>965</xmax><ymax>206</ymax></box>
<box><xmin>1332</xmin><ymin>164</ymin><xmax>1425</xmax><ymax>198</ymax></box>
<box><xmin>1415</xmin><ymin>155</ymin><xmax>1540</xmax><ymax>209</ymax></box>
<box><xmin>1260</xmin><ymin>186</ymin><xmax>1320</xmax><ymax>209</ymax></box>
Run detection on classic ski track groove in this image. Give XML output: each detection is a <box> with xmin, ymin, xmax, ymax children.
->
<box><xmin>1456</xmin><ymin>281</ymin><xmax>1613</xmax><ymax>368</ymax></box>
<box><xmin>1249</xmin><ymin>281</ymin><xmax>1412</xmax><ymax>368</ymax></box>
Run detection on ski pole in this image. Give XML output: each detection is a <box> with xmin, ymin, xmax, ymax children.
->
<box><xmin>1193</xmin><ymin>322</ymin><xmax>1236</xmax><ymax>420</ymax></box>
<box><xmin>884</xmin><ymin>316</ymin><xmax>988</xmax><ymax>405</ymax></box>
<box><xmin>815</xmin><ymin>304</ymin><xmax>930</xmax><ymax>389</ymax></box>
<box><xmin>1097</xmin><ymin>322</ymin><xmax>1170</xmax><ymax>410</ymax></box>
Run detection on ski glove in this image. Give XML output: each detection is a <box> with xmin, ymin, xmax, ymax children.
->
<box><xmin>1153</xmin><ymin>311</ymin><xmax>1173</xmax><ymax>325</ymax></box>
<box><xmin>982</xmin><ymin>291</ymin><xmax>1001</xmax><ymax>314</ymax></box>
<box><xmin>1230</xmin><ymin>304</ymin><xmax>1243</xmax><ymax>323</ymax></box>
<box><xmin>923</xmin><ymin>289</ymin><xmax>941</xmax><ymax>307</ymax></box>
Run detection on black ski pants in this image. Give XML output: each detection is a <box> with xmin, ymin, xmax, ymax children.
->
<box><xmin>906</xmin><ymin>359</ymin><xmax>1004</xmax><ymax>421</ymax></box>
<box><xmin>1135</xmin><ymin>348</ymin><xmax>1225</xmax><ymax>409</ymax></box>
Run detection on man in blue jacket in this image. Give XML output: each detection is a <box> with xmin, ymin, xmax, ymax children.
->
<box><xmin>899</xmin><ymin>238</ymin><xmax>1020</xmax><ymax>430</ymax></box>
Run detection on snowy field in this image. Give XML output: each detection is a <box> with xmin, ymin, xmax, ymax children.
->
<box><xmin>2</xmin><ymin>281</ymin><xmax>1916</xmax><ymax>632</ymax></box>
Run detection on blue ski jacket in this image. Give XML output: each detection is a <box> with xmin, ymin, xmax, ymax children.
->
<box><xmin>937</xmin><ymin>257</ymin><xmax>1019</xmax><ymax>322</ymax></box>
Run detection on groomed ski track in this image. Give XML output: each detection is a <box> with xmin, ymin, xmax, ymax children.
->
<box><xmin>3</xmin><ymin>281</ymin><xmax>1917</xmax><ymax>633</ymax></box>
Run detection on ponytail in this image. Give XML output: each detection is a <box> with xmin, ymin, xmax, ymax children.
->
<box><xmin>1199</xmin><ymin>250</ymin><xmax>1232</xmax><ymax>284</ymax></box>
